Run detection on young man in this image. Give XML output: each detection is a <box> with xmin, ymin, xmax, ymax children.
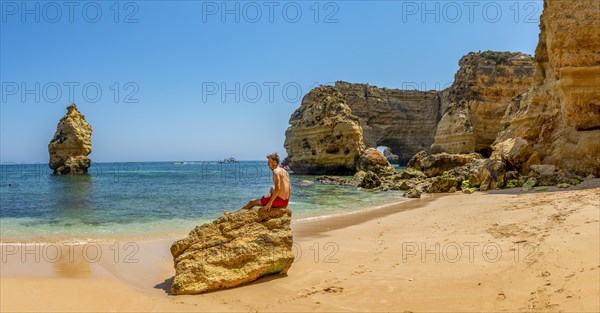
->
<box><xmin>224</xmin><ymin>152</ymin><xmax>291</xmax><ymax>215</ymax></box>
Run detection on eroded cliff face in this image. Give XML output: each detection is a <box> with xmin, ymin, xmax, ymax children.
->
<box><xmin>493</xmin><ymin>0</ymin><xmax>600</xmax><ymax>176</ymax></box>
<box><xmin>283</xmin><ymin>50</ymin><xmax>542</xmax><ymax>175</ymax></box>
<box><xmin>283</xmin><ymin>86</ymin><xmax>365</xmax><ymax>175</ymax></box>
<box><xmin>432</xmin><ymin>52</ymin><xmax>535</xmax><ymax>155</ymax></box>
<box><xmin>335</xmin><ymin>81</ymin><xmax>441</xmax><ymax>163</ymax></box>
<box><xmin>48</xmin><ymin>104</ymin><xmax>92</xmax><ymax>175</ymax></box>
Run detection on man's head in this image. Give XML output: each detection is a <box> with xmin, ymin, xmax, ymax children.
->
<box><xmin>266</xmin><ymin>152</ymin><xmax>279</xmax><ymax>170</ymax></box>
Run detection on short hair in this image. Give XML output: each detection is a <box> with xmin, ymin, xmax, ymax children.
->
<box><xmin>266</xmin><ymin>152</ymin><xmax>279</xmax><ymax>164</ymax></box>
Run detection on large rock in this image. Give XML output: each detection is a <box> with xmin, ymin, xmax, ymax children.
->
<box><xmin>353</xmin><ymin>171</ymin><xmax>382</xmax><ymax>189</ymax></box>
<box><xmin>492</xmin><ymin>137</ymin><xmax>533</xmax><ymax>171</ymax></box>
<box><xmin>493</xmin><ymin>0</ymin><xmax>600</xmax><ymax>177</ymax></box>
<box><xmin>170</xmin><ymin>207</ymin><xmax>294</xmax><ymax>295</ymax></box>
<box><xmin>405</xmin><ymin>181</ymin><xmax>431</xmax><ymax>198</ymax></box>
<box><xmin>433</xmin><ymin>51</ymin><xmax>535</xmax><ymax>155</ymax></box>
<box><xmin>48</xmin><ymin>104</ymin><xmax>92</xmax><ymax>175</ymax></box>
<box><xmin>407</xmin><ymin>151</ymin><xmax>483</xmax><ymax>177</ymax></box>
<box><xmin>429</xmin><ymin>173</ymin><xmax>460</xmax><ymax>193</ymax></box>
<box><xmin>356</xmin><ymin>148</ymin><xmax>396</xmax><ymax>176</ymax></box>
<box><xmin>283</xmin><ymin>86</ymin><xmax>365</xmax><ymax>175</ymax></box>
<box><xmin>468</xmin><ymin>157</ymin><xmax>507</xmax><ymax>191</ymax></box>
<box><xmin>445</xmin><ymin>156</ymin><xmax>507</xmax><ymax>191</ymax></box>
<box><xmin>530</xmin><ymin>164</ymin><xmax>556</xmax><ymax>176</ymax></box>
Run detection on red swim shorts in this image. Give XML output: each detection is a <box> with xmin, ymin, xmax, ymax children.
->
<box><xmin>260</xmin><ymin>196</ymin><xmax>289</xmax><ymax>208</ymax></box>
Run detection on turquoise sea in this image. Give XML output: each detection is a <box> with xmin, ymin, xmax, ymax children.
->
<box><xmin>0</xmin><ymin>161</ymin><xmax>405</xmax><ymax>242</ymax></box>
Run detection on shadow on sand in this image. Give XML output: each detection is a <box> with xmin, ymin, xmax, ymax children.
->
<box><xmin>154</xmin><ymin>273</ymin><xmax>288</xmax><ymax>296</ymax></box>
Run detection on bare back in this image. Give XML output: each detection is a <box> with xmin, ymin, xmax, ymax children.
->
<box><xmin>273</xmin><ymin>167</ymin><xmax>291</xmax><ymax>200</ymax></box>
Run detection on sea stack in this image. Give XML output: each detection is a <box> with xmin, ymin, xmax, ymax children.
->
<box><xmin>48</xmin><ymin>104</ymin><xmax>93</xmax><ymax>175</ymax></box>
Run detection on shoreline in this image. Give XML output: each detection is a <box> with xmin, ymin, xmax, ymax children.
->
<box><xmin>2</xmin><ymin>177</ymin><xmax>592</xmax><ymax>245</ymax></box>
<box><xmin>0</xmin><ymin>192</ymin><xmax>408</xmax><ymax>245</ymax></box>
<box><xmin>2</xmin><ymin>182</ymin><xmax>599</xmax><ymax>312</ymax></box>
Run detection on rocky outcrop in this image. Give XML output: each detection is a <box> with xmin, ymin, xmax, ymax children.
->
<box><xmin>446</xmin><ymin>156</ymin><xmax>507</xmax><ymax>191</ymax></box>
<box><xmin>314</xmin><ymin>148</ymin><xmax>585</xmax><ymax>197</ymax></box>
<box><xmin>314</xmin><ymin>150</ymin><xmax>504</xmax><ymax>195</ymax></box>
<box><xmin>48</xmin><ymin>104</ymin><xmax>92</xmax><ymax>175</ymax></box>
<box><xmin>432</xmin><ymin>51</ymin><xmax>535</xmax><ymax>155</ymax></box>
<box><xmin>335</xmin><ymin>81</ymin><xmax>441</xmax><ymax>163</ymax></box>
<box><xmin>356</xmin><ymin>148</ymin><xmax>396</xmax><ymax>176</ymax></box>
<box><xmin>407</xmin><ymin>151</ymin><xmax>483</xmax><ymax>177</ymax></box>
<box><xmin>493</xmin><ymin>0</ymin><xmax>600</xmax><ymax>177</ymax></box>
<box><xmin>170</xmin><ymin>207</ymin><xmax>294</xmax><ymax>295</ymax></box>
<box><xmin>283</xmin><ymin>86</ymin><xmax>365</xmax><ymax>175</ymax></box>
<box><xmin>353</xmin><ymin>171</ymin><xmax>382</xmax><ymax>189</ymax></box>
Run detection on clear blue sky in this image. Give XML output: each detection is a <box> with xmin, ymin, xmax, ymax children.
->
<box><xmin>1</xmin><ymin>1</ymin><xmax>543</xmax><ymax>163</ymax></box>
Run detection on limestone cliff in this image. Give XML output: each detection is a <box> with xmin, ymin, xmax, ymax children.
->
<box><xmin>284</xmin><ymin>53</ymin><xmax>535</xmax><ymax>174</ymax></box>
<box><xmin>431</xmin><ymin>100</ymin><xmax>475</xmax><ymax>154</ymax></box>
<box><xmin>432</xmin><ymin>51</ymin><xmax>535</xmax><ymax>155</ymax></box>
<box><xmin>170</xmin><ymin>207</ymin><xmax>294</xmax><ymax>295</ymax></box>
<box><xmin>48</xmin><ymin>104</ymin><xmax>92</xmax><ymax>175</ymax></box>
<box><xmin>284</xmin><ymin>86</ymin><xmax>365</xmax><ymax>175</ymax></box>
<box><xmin>493</xmin><ymin>0</ymin><xmax>600</xmax><ymax>176</ymax></box>
<box><xmin>335</xmin><ymin>81</ymin><xmax>441</xmax><ymax>163</ymax></box>
<box><xmin>306</xmin><ymin>0</ymin><xmax>598</xmax><ymax>194</ymax></box>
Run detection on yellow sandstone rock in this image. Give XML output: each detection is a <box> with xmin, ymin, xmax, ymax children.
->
<box><xmin>48</xmin><ymin>104</ymin><xmax>92</xmax><ymax>175</ymax></box>
<box><xmin>494</xmin><ymin>0</ymin><xmax>600</xmax><ymax>176</ymax></box>
<box><xmin>170</xmin><ymin>206</ymin><xmax>294</xmax><ymax>295</ymax></box>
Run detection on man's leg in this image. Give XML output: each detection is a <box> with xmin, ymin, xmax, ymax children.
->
<box><xmin>224</xmin><ymin>198</ymin><xmax>262</xmax><ymax>215</ymax></box>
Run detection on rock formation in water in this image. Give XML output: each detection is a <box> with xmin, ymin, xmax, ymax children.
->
<box><xmin>283</xmin><ymin>86</ymin><xmax>365</xmax><ymax>175</ymax></box>
<box><xmin>334</xmin><ymin>81</ymin><xmax>441</xmax><ymax>163</ymax></box>
<box><xmin>492</xmin><ymin>0</ymin><xmax>600</xmax><ymax>177</ymax></box>
<box><xmin>170</xmin><ymin>206</ymin><xmax>294</xmax><ymax>295</ymax></box>
<box><xmin>356</xmin><ymin>148</ymin><xmax>396</xmax><ymax>177</ymax></box>
<box><xmin>314</xmin><ymin>145</ymin><xmax>587</xmax><ymax>198</ymax></box>
<box><xmin>432</xmin><ymin>51</ymin><xmax>535</xmax><ymax>155</ymax></box>
<box><xmin>48</xmin><ymin>104</ymin><xmax>92</xmax><ymax>175</ymax></box>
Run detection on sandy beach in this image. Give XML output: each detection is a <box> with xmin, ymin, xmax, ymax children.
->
<box><xmin>2</xmin><ymin>181</ymin><xmax>599</xmax><ymax>312</ymax></box>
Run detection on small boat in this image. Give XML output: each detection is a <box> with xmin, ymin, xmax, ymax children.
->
<box><xmin>218</xmin><ymin>157</ymin><xmax>239</xmax><ymax>164</ymax></box>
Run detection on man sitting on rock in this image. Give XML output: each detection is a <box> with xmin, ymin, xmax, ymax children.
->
<box><xmin>224</xmin><ymin>152</ymin><xmax>291</xmax><ymax>215</ymax></box>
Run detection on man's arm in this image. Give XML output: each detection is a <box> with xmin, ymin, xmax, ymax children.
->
<box><xmin>264</xmin><ymin>170</ymin><xmax>281</xmax><ymax>210</ymax></box>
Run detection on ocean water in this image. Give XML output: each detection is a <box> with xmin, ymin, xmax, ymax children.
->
<box><xmin>0</xmin><ymin>161</ymin><xmax>405</xmax><ymax>242</ymax></box>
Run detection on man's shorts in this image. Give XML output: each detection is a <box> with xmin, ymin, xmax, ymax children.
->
<box><xmin>260</xmin><ymin>196</ymin><xmax>289</xmax><ymax>208</ymax></box>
